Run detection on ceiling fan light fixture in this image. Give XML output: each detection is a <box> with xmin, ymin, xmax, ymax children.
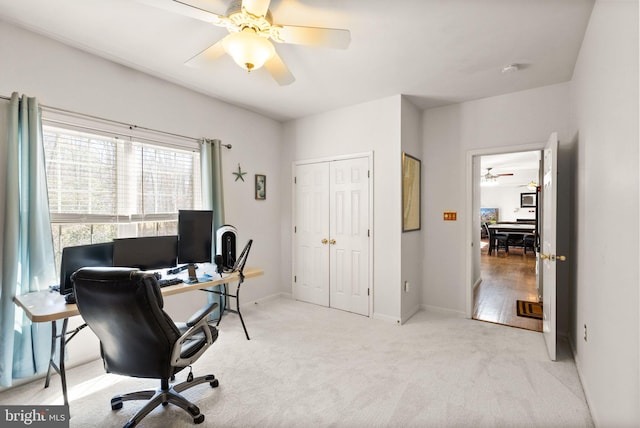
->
<box><xmin>222</xmin><ymin>28</ymin><xmax>275</xmax><ymax>72</ymax></box>
<box><xmin>481</xmin><ymin>175</ymin><xmax>498</xmax><ymax>186</ymax></box>
<box><xmin>501</xmin><ymin>63</ymin><xmax>519</xmax><ymax>73</ymax></box>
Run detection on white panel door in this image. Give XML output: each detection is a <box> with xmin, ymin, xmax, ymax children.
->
<box><xmin>329</xmin><ymin>158</ymin><xmax>370</xmax><ymax>316</ymax></box>
<box><xmin>541</xmin><ymin>132</ymin><xmax>558</xmax><ymax>361</ymax></box>
<box><xmin>293</xmin><ymin>162</ymin><xmax>330</xmax><ymax>307</ymax></box>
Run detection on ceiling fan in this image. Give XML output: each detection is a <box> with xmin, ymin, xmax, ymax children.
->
<box><xmin>148</xmin><ymin>0</ymin><xmax>351</xmax><ymax>85</ymax></box>
<box><xmin>520</xmin><ymin>180</ymin><xmax>539</xmax><ymax>190</ymax></box>
<box><xmin>481</xmin><ymin>167</ymin><xmax>514</xmax><ymax>182</ymax></box>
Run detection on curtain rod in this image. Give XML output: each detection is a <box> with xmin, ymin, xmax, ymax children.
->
<box><xmin>0</xmin><ymin>93</ymin><xmax>232</xmax><ymax>149</ymax></box>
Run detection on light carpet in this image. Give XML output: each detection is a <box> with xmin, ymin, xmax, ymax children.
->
<box><xmin>0</xmin><ymin>297</ymin><xmax>593</xmax><ymax>427</ymax></box>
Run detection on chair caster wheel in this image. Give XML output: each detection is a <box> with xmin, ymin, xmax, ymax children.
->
<box><xmin>162</xmin><ymin>401</ymin><xmax>168</xmax><ymax>406</ymax></box>
<box><xmin>111</xmin><ymin>400</ymin><xmax>123</xmax><ymax>410</ymax></box>
<box><xmin>194</xmin><ymin>414</ymin><xmax>205</xmax><ymax>424</ymax></box>
<box><xmin>210</xmin><ymin>379</ymin><xmax>219</xmax><ymax>388</ymax></box>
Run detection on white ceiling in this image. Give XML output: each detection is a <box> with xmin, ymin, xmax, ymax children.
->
<box><xmin>0</xmin><ymin>0</ymin><xmax>594</xmax><ymax>121</ymax></box>
<box><xmin>481</xmin><ymin>150</ymin><xmax>540</xmax><ymax>187</ymax></box>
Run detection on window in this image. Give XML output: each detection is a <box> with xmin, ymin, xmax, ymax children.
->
<box><xmin>43</xmin><ymin>124</ymin><xmax>201</xmax><ymax>268</ymax></box>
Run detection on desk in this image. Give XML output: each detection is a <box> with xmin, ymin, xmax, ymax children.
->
<box><xmin>13</xmin><ymin>266</ymin><xmax>263</xmax><ymax>406</ymax></box>
<box><xmin>487</xmin><ymin>223</ymin><xmax>536</xmax><ymax>255</ymax></box>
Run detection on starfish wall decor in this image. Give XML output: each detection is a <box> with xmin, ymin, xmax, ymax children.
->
<box><xmin>233</xmin><ymin>163</ymin><xmax>247</xmax><ymax>182</ymax></box>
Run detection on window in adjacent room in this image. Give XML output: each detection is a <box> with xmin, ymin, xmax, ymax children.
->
<box><xmin>43</xmin><ymin>124</ymin><xmax>201</xmax><ymax>268</ymax></box>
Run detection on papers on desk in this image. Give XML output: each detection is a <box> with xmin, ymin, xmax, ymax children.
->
<box><xmin>151</xmin><ymin>263</ymin><xmax>228</xmax><ymax>284</ymax></box>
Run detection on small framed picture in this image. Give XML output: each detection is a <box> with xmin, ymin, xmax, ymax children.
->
<box><xmin>520</xmin><ymin>192</ymin><xmax>536</xmax><ymax>208</ymax></box>
<box><xmin>255</xmin><ymin>174</ymin><xmax>266</xmax><ymax>200</ymax></box>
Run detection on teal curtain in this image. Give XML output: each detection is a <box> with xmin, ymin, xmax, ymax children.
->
<box><xmin>0</xmin><ymin>93</ymin><xmax>56</xmax><ymax>386</ymax></box>
<box><xmin>200</xmin><ymin>138</ymin><xmax>225</xmax><ymax>319</ymax></box>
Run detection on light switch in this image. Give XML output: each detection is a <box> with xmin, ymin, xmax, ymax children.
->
<box><xmin>444</xmin><ymin>211</ymin><xmax>457</xmax><ymax>221</ymax></box>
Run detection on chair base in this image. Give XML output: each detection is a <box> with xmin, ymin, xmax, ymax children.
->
<box><xmin>110</xmin><ymin>374</ymin><xmax>219</xmax><ymax>428</ymax></box>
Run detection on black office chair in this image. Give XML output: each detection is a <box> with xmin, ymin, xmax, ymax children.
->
<box><xmin>72</xmin><ymin>267</ymin><xmax>220</xmax><ymax>428</ymax></box>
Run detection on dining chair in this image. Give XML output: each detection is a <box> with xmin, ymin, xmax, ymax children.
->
<box><xmin>483</xmin><ymin>222</ymin><xmax>509</xmax><ymax>255</ymax></box>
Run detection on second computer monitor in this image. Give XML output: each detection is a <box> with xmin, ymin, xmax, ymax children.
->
<box><xmin>178</xmin><ymin>210</ymin><xmax>213</xmax><ymax>264</ymax></box>
<box><xmin>112</xmin><ymin>235</ymin><xmax>178</xmax><ymax>271</ymax></box>
<box><xmin>59</xmin><ymin>242</ymin><xmax>114</xmax><ymax>296</ymax></box>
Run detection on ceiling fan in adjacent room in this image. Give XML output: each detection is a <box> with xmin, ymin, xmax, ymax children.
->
<box><xmin>148</xmin><ymin>0</ymin><xmax>351</xmax><ymax>85</ymax></box>
<box><xmin>520</xmin><ymin>180</ymin><xmax>539</xmax><ymax>190</ymax></box>
<box><xmin>481</xmin><ymin>167</ymin><xmax>514</xmax><ymax>184</ymax></box>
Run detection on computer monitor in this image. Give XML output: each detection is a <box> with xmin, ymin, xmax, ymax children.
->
<box><xmin>59</xmin><ymin>242</ymin><xmax>114</xmax><ymax>296</ymax></box>
<box><xmin>178</xmin><ymin>210</ymin><xmax>213</xmax><ymax>264</ymax></box>
<box><xmin>112</xmin><ymin>235</ymin><xmax>178</xmax><ymax>271</ymax></box>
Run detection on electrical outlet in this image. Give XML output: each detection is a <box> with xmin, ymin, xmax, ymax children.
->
<box><xmin>404</xmin><ymin>281</ymin><xmax>410</xmax><ymax>292</ymax></box>
<box><xmin>583</xmin><ymin>324</ymin><xmax>588</xmax><ymax>342</ymax></box>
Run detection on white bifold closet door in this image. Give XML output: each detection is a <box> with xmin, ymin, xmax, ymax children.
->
<box><xmin>294</xmin><ymin>157</ymin><xmax>370</xmax><ymax>316</ymax></box>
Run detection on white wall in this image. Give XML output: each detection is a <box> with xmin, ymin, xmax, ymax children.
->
<box><xmin>400</xmin><ymin>97</ymin><xmax>423</xmax><ymax>322</ymax></box>
<box><xmin>282</xmin><ymin>95</ymin><xmax>403</xmax><ymax>322</ymax></box>
<box><xmin>422</xmin><ymin>83</ymin><xmax>571</xmax><ymax>314</ymax></box>
<box><xmin>481</xmin><ymin>185</ymin><xmax>537</xmax><ymax>222</ymax></box>
<box><xmin>569</xmin><ymin>0</ymin><xmax>639</xmax><ymax>425</ymax></box>
<box><xmin>0</xmin><ymin>22</ymin><xmax>284</xmax><ymax>368</ymax></box>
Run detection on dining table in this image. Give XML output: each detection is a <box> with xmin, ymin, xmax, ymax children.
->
<box><xmin>487</xmin><ymin>223</ymin><xmax>536</xmax><ymax>255</ymax></box>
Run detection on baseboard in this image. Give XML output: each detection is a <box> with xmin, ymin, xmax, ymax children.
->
<box><xmin>568</xmin><ymin>336</ymin><xmax>599</xmax><ymax>426</ymax></box>
<box><xmin>400</xmin><ymin>305</ymin><xmax>422</xmax><ymax>324</ymax></box>
<box><xmin>240</xmin><ymin>291</ymin><xmax>292</xmax><ymax>309</ymax></box>
<box><xmin>372</xmin><ymin>312</ymin><xmax>401</xmax><ymax>324</ymax></box>
<box><xmin>420</xmin><ymin>304</ymin><xmax>466</xmax><ymax>318</ymax></box>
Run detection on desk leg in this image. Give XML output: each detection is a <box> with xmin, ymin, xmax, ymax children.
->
<box><xmin>213</xmin><ymin>282</ymin><xmax>250</xmax><ymax>340</ymax></box>
<box><xmin>216</xmin><ymin>283</ymin><xmax>227</xmax><ymax>327</ymax></box>
<box><xmin>44</xmin><ymin>320</ymin><xmax>57</xmax><ymax>389</ymax></box>
<box><xmin>235</xmin><ymin>281</ymin><xmax>250</xmax><ymax>341</ymax></box>
<box><xmin>44</xmin><ymin>318</ymin><xmax>69</xmax><ymax>406</ymax></box>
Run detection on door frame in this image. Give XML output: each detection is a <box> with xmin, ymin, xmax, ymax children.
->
<box><xmin>464</xmin><ymin>142</ymin><xmax>545</xmax><ymax>319</ymax></box>
<box><xmin>291</xmin><ymin>151</ymin><xmax>374</xmax><ymax>316</ymax></box>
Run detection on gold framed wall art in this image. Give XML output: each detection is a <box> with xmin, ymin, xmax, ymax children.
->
<box><xmin>402</xmin><ymin>152</ymin><xmax>421</xmax><ymax>232</ymax></box>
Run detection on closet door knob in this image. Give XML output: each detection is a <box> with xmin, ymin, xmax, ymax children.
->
<box><xmin>321</xmin><ymin>239</ymin><xmax>328</xmax><ymax>244</ymax></box>
<box><xmin>330</xmin><ymin>239</ymin><xmax>336</xmax><ymax>245</ymax></box>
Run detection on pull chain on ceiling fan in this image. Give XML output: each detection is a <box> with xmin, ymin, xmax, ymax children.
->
<box><xmin>148</xmin><ymin>0</ymin><xmax>351</xmax><ymax>85</ymax></box>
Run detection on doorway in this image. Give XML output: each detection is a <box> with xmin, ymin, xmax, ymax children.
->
<box><xmin>472</xmin><ymin>150</ymin><xmax>542</xmax><ymax>331</ymax></box>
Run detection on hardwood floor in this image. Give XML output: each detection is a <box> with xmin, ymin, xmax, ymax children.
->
<box><xmin>473</xmin><ymin>240</ymin><xmax>542</xmax><ymax>332</ymax></box>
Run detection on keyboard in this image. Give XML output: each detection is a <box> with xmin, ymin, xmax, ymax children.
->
<box><xmin>158</xmin><ymin>277</ymin><xmax>184</xmax><ymax>287</ymax></box>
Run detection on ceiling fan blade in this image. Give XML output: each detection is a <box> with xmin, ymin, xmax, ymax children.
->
<box><xmin>264</xmin><ymin>52</ymin><xmax>295</xmax><ymax>86</ymax></box>
<box><xmin>184</xmin><ymin>40</ymin><xmax>226</xmax><ymax>68</ymax></box>
<box><xmin>242</xmin><ymin>0</ymin><xmax>271</xmax><ymax>17</ymax></box>
<box><xmin>274</xmin><ymin>25</ymin><xmax>350</xmax><ymax>49</ymax></box>
<box><xmin>138</xmin><ymin>0</ymin><xmax>225</xmax><ymax>25</ymax></box>
<box><xmin>496</xmin><ymin>173</ymin><xmax>514</xmax><ymax>176</ymax></box>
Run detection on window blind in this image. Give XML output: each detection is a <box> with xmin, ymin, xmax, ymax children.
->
<box><xmin>42</xmin><ymin>124</ymin><xmax>202</xmax><ymax>265</ymax></box>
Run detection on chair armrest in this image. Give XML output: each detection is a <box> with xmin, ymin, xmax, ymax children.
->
<box><xmin>171</xmin><ymin>302</ymin><xmax>219</xmax><ymax>367</ymax></box>
<box><xmin>186</xmin><ymin>302</ymin><xmax>219</xmax><ymax>327</ymax></box>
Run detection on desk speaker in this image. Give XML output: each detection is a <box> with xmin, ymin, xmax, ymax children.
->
<box><xmin>216</xmin><ymin>225</ymin><xmax>238</xmax><ymax>270</ymax></box>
